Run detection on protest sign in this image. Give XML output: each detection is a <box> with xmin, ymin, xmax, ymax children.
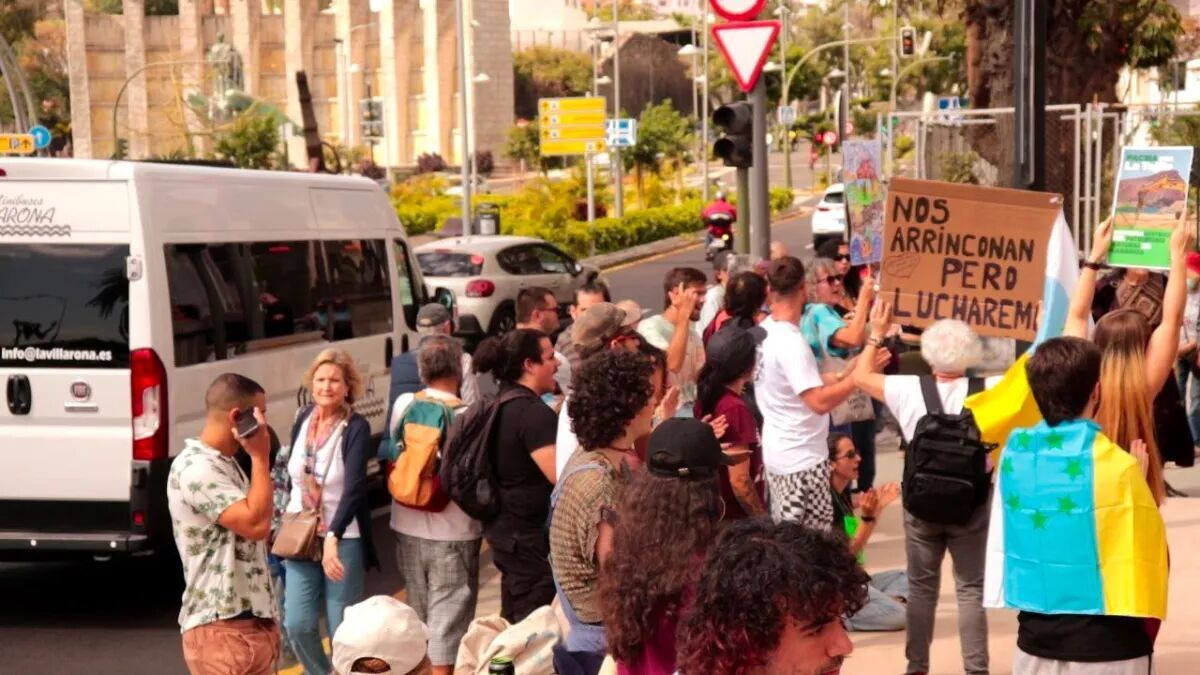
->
<box><xmin>880</xmin><ymin>178</ymin><xmax>1061</xmax><ymax>341</ymax></box>
<box><xmin>1109</xmin><ymin>146</ymin><xmax>1194</xmax><ymax>270</ymax></box>
<box><xmin>841</xmin><ymin>139</ymin><xmax>885</xmax><ymax>265</ymax></box>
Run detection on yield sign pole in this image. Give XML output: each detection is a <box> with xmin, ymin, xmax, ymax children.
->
<box><xmin>750</xmin><ymin>77</ymin><xmax>770</xmax><ymax>261</ymax></box>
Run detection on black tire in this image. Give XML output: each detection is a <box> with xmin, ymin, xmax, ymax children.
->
<box><xmin>488</xmin><ymin>305</ymin><xmax>516</xmax><ymax>336</ymax></box>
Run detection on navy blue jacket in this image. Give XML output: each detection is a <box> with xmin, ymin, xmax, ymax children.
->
<box><xmin>290</xmin><ymin>406</ymin><xmax>380</xmax><ymax>570</ymax></box>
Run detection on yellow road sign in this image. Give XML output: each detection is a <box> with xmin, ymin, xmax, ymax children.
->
<box><xmin>540</xmin><ymin>125</ymin><xmax>607</xmax><ymax>142</ymax></box>
<box><xmin>539</xmin><ymin>111</ymin><xmax>606</xmax><ymax>127</ymax></box>
<box><xmin>0</xmin><ymin>134</ymin><xmax>35</xmax><ymax>155</ymax></box>
<box><xmin>539</xmin><ymin>97</ymin><xmax>606</xmax><ymax>114</ymax></box>
<box><xmin>540</xmin><ymin>138</ymin><xmax>608</xmax><ymax>156</ymax></box>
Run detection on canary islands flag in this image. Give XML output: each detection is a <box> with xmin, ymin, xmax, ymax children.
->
<box><xmin>983</xmin><ymin>419</ymin><xmax>1168</xmax><ymax>620</ymax></box>
<box><xmin>965</xmin><ymin>211</ymin><xmax>1079</xmax><ymax>453</ymax></box>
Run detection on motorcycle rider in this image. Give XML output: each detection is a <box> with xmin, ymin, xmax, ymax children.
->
<box><xmin>702</xmin><ymin>190</ymin><xmax>737</xmax><ymax>256</ymax></box>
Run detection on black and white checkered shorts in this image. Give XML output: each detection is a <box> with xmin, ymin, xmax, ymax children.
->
<box><xmin>766</xmin><ymin>462</ymin><xmax>835</xmax><ymax>532</ymax></box>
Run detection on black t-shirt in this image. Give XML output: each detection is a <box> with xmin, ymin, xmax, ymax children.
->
<box><xmin>489</xmin><ymin>383</ymin><xmax>558</xmax><ymax>532</ymax></box>
<box><xmin>1017</xmin><ymin>612</ymin><xmax>1153</xmax><ymax>663</ymax></box>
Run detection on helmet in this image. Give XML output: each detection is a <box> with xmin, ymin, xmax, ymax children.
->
<box><xmin>715</xmin><ymin>190</ymin><xmax>727</xmax><ymax>201</ymax></box>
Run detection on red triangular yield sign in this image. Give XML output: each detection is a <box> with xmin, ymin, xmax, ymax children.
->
<box><xmin>712</xmin><ymin>20</ymin><xmax>780</xmax><ymax>93</ymax></box>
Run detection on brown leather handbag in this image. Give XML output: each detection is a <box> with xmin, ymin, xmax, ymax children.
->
<box><xmin>271</xmin><ymin>429</ymin><xmax>339</xmax><ymax>562</ymax></box>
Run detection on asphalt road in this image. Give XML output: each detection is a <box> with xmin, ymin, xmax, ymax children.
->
<box><xmin>0</xmin><ymin>196</ymin><xmax>818</xmax><ymax>675</ymax></box>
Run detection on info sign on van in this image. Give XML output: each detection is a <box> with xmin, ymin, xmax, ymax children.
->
<box><xmin>879</xmin><ymin>178</ymin><xmax>1061</xmax><ymax>341</ymax></box>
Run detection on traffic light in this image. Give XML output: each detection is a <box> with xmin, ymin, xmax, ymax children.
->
<box><xmin>712</xmin><ymin>102</ymin><xmax>753</xmax><ymax>169</ymax></box>
<box><xmin>359</xmin><ymin>98</ymin><xmax>384</xmax><ymax>139</ymax></box>
<box><xmin>900</xmin><ymin>26</ymin><xmax>916</xmax><ymax>57</ymax></box>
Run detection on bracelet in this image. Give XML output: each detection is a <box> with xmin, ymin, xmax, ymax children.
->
<box><xmin>1083</xmin><ymin>260</ymin><xmax>1108</xmax><ymax>271</ymax></box>
<box><xmin>867</xmin><ymin>336</ymin><xmax>886</xmax><ymax>348</ymax></box>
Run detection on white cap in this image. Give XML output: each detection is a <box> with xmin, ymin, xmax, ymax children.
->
<box><xmin>332</xmin><ymin>596</ymin><xmax>430</xmax><ymax>675</ymax></box>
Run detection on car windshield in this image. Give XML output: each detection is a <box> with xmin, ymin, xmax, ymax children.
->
<box><xmin>824</xmin><ymin>189</ymin><xmax>845</xmax><ymax>204</ymax></box>
<box><xmin>417</xmin><ymin>251</ymin><xmax>483</xmax><ymax>277</ymax></box>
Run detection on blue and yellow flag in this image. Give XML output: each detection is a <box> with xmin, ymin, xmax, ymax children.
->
<box><xmin>983</xmin><ymin>419</ymin><xmax>1168</xmax><ymax>620</ymax></box>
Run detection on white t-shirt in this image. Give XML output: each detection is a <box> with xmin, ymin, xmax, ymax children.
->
<box><xmin>387</xmin><ymin>389</ymin><xmax>482</xmax><ymax>541</ymax></box>
<box><xmin>883</xmin><ymin>375</ymin><xmax>1004</xmax><ymax>443</ymax></box>
<box><xmin>754</xmin><ymin>316</ymin><xmax>829</xmax><ymax>475</ymax></box>
<box><xmin>638</xmin><ymin>314</ymin><xmax>704</xmax><ymax>408</ymax></box>
<box><xmin>287</xmin><ymin>417</ymin><xmax>360</xmax><ymax>539</ymax></box>
<box><xmin>555</xmin><ymin>397</ymin><xmax>580</xmax><ymax>480</ymax></box>
<box><xmin>699</xmin><ymin>284</ymin><xmax>725</xmax><ymax>336</ymax></box>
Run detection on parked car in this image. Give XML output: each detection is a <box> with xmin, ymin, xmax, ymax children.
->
<box><xmin>811</xmin><ymin>182</ymin><xmax>847</xmax><ymax>248</ymax></box>
<box><xmin>414</xmin><ymin>236</ymin><xmax>604</xmax><ymax>340</ymax></box>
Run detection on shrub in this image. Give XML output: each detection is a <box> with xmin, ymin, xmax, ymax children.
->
<box><xmin>473</xmin><ymin>150</ymin><xmax>495</xmax><ymax>176</ymax></box>
<box><xmin>770</xmin><ymin>187</ymin><xmax>795</xmax><ymax>214</ymax></box>
<box><xmin>416</xmin><ymin>153</ymin><xmax>447</xmax><ymax>173</ymax></box>
<box><xmin>894</xmin><ymin>135</ymin><xmax>915</xmax><ymax>158</ymax></box>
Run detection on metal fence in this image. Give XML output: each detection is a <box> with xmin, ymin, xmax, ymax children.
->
<box><xmin>880</xmin><ymin>101</ymin><xmax>1200</xmax><ymax>254</ymax></box>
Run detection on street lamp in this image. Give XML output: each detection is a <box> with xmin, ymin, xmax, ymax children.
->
<box><xmin>473</xmin><ymin>72</ymin><xmax>491</xmax><ymax>84</ymax></box>
<box><xmin>773</xmin><ymin>2</ymin><xmax>793</xmax><ymax>190</ymax></box>
<box><xmin>111</xmin><ymin>57</ymin><xmax>226</xmax><ymax>159</ymax></box>
<box><xmin>455</xmin><ymin>0</ymin><xmax>471</xmax><ymax>235</ymax></box>
<box><xmin>678</xmin><ymin>42</ymin><xmax>700</xmax><ymax>171</ymax></box>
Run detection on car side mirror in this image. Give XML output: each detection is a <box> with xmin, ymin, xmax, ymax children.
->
<box><xmin>571</xmin><ymin>261</ymin><xmax>583</xmax><ymax>276</ymax></box>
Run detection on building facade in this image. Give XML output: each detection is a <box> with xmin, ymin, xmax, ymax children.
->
<box><xmin>65</xmin><ymin>0</ymin><xmax>514</xmax><ymax>167</ymax></box>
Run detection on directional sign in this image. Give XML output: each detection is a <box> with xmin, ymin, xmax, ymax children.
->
<box><xmin>777</xmin><ymin>105</ymin><xmax>796</xmax><ymax>127</ymax></box>
<box><xmin>0</xmin><ymin>134</ymin><xmax>35</xmax><ymax>155</ymax></box>
<box><xmin>541</xmin><ymin>139</ymin><xmax>608</xmax><ymax>156</ymax></box>
<box><xmin>539</xmin><ymin>97</ymin><xmax>607</xmax><ymax>157</ymax></box>
<box><xmin>709</xmin><ymin>0</ymin><xmax>767</xmax><ymax>21</ymax></box>
<box><xmin>606</xmin><ymin>118</ymin><xmax>637</xmax><ymax>148</ymax></box>
<box><xmin>28</xmin><ymin>125</ymin><xmax>51</xmax><ymax>150</ymax></box>
<box><xmin>712</xmin><ymin>21</ymin><xmax>780</xmax><ymax>93</ymax></box>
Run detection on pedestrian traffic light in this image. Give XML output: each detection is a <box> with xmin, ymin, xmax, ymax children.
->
<box><xmin>359</xmin><ymin>98</ymin><xmax>384</xmax><ymax>139</ymax></box>
<box><xmin>712</xmin><ymin>102</ymin><xmax>753</xmax><ymax>169</ymax></box>
<box><xmin>900</xmin><ymin>26</ymin><xmax>916</xmax><ymax>57</ymax></box>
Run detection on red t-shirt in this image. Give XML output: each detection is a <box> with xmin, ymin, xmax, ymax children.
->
<box><xmin>694</xmin><ymin>389</ymin><xmax>763</xmax><ymax>520</ymax></box>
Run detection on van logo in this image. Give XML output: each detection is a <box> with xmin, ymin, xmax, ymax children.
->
<box><xmin>70</xmin><ymin>381</ymin><xmax>91</xmax><ymax>401</ymax></box>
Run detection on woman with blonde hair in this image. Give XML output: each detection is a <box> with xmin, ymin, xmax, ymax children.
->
<box><xmin>282</xmin><ymin>348</ymin><xmax>379</xmax><ymax>674</ymax></box>
<box><xmin>1066</xmin><ymin>217</ymin><xmax>1192</xmax><ymax>504</ymax></box>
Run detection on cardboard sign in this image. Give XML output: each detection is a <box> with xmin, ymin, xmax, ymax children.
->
<box><xmin>841</xmin><ymin>140</ymin><xmax>885</xmax><ymax>265</ymax></box>
<box><xmin>880</xmin><ymin>178</ymin><xmax>1062</xmax><ymax>340</ymax></box>
<box><xmin>1109</xmin><ymin>146</ymin><xmax>1194</xmax><ymax>270</ymax></box>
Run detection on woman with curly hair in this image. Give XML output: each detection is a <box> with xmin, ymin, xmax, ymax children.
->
<box><xmin>676</xmin><ymin>518</ymin><xmax>868</xmax><ymax>675</ymax></box>
<box><xmin>550</xmin><ymin>349</ymin><xmax>662</xmax><ymax>668</ymax></box>
<box><xmin>599</xmin><ymin>418</ymin><xmax>730</xmax><ymax>675</ymax></box>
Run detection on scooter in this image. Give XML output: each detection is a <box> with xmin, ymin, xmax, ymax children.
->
<box><xmin>705</xmin><ymin>213</ymin><xmax>734</xmax><ymax>261</ymax></box>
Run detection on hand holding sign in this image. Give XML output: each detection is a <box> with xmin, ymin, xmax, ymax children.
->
<box><xmin>1170</xmin><ymin>214</ymin><xmax>1194</xmax><ymax>262</ymax></box>
<box><xmin>1089</xmin><ymin>217</ymin><xmax>1115</xmax><ymax>264</ymax></box>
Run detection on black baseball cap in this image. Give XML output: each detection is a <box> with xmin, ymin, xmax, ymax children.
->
<box><xmin>647</xmin><ymin>418</ymin><xmax>736</xmax><ymax>480</ymax></box>
<box><xmin>705</xmin><ymin>325</ymin><xmax>765</xmax><ymax>366</ymax></box>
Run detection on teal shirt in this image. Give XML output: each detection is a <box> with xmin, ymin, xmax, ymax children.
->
<box><xmin>801</xmin><ymin>303</ymin><xmax>849</xmax><ymax>360</ymax></box>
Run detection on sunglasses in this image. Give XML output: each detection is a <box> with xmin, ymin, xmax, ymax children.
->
<box><xmin>837</xmin><ymin>450</ymin><xmax>859</xmax><ymax>461</ymax></box>
<box><xmin>818</xmin><ymin>275</ymin><xmax>844</xmax><ymax>286</ymax></box>
<box><xmin>833</xmin><ymin>254</ymin><xmax>850</xmax><ymax>262</ymax></box>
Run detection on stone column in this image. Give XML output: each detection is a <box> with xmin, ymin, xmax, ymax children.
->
<box><xmin>470</xmin><ymin>0</ymin><xmax>514</xmax><ymax>161</ymax></box>
<box><xmin>65</xmin><ymin>0</ymin><xmax>93</xmax><ymax>158</ymax></box>
<box><xmin>380</xmin><ymin>0</ymin><xmax>417</xmax><ymax>166</ymax></box>
<box><xmin>178</xmin><ymin>0</ymin><xmax>208</xmax><ymax>153</ymax></box>
<box><xmin>435</xmin><ymin>0</ymin><xmax>458</xmax><ymax>163</ymax></box>
<box><xmin>334</xmin><ymin>0</ymin><xmax>370</xmax><ymax>147</ymax></box>
<box><xmin>420</xmin><ymin>0</ymin><xmax>441</xmax><ymax>156</ymax></box>
<box><xmin>121</xmin><ymin>0</ymin><xmax>149</xmax><ymax>158</ymax></box>
<box><xmin>284</xmin><ymin>0</ymin><xmax>317</xmax><ymax>164</ymax></box>
<box><xmin>229</xmin><ymin>0</ymin><xmax>261</xmax><ymax>96</ymax></box>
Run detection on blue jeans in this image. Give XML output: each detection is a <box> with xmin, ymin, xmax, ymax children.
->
<box><xmin>1177</xmin><ymin>359</ymin><xmax>1200</xmax><ymax>443</ymax></box>
<box><xmin>283</xmin><ymin>538</ymin><xmax>366</xmax><ymax>675</ymax></box>
<box><xmin>845</xmin><ymin>569</ymin><xmax>909</xmax><ymax>632</ymax></box>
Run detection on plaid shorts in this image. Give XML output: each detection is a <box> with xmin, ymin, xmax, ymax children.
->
<box><xmin>395</xmin><ymin>533</ymin><xmax>482</xmax><ymax>666</ymax></box>
<box><xmin>766</xmin><ymin>462</ymin><xmax>834</xmax><ymax>533</ymax></box>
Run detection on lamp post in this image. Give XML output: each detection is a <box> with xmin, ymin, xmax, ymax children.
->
<box><xmin>889</xmin><ymin>55</ymin><xmax>951</xmax><ymax>113</ymax></box>
<box><xmin>111</xmin><ymin>57</ymin><xmax>225</xmax><ymax>159</ymax></box>
<box><xmin>469</xmin><ymin>71</ymin><xmax>491</xmax><ymax>198</ymax></box>
<box><xmin>701</xmin><ymin>9</ymin><xmax>711</xmax><ymax>203</ymax></box>
<box><xmin>612</xmin><ymin>0</ymin><xmax>624</xmax><ymax>218</ymax></box>
<box><xmin>773</xmin><ymin>3</ymin><xmax>792</xmax><ymax>191</ymax></box>
<box><xmin>455</xmin><ymin>0</ymin><xmax>472</xmax><ymax>235</ymax></box>
<box><xmin>678</xmin><ymin>42</ymin><xmax>700</xmax><ymax>177</ymax></box>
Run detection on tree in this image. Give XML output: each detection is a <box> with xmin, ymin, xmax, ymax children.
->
<box><xmin>214</xmin><ymin>112</ymin><xmax>280</xmax><ymax>169</ymax></box>
<box><xmin>88</xmin><ymin>0</ymin><xmax>180</xmax><ymax>14</ymax></box>
<box><xmin>963</xmin><ymin>0</ymin><xmax>1183</xmax><ymax>165</ymax></box>
<box><xmin>590</xmin><ymin>1</ymin><xmax>658</xmax><ymax>22</ymax></box>
<box><xmin>513</xmin><ymin>47</ymin><xmax>593</xmax><ymax>119</ymax></box>
<box><xmin>625</xmin><ymin>100</ymin><xmax>691</xmax><ymax>207</ymax></box>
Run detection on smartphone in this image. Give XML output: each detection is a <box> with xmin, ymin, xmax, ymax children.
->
<box><xmin>234</xmin><ymin>407</ymin><xmax>260</xmax><ymax>439</ymax></box>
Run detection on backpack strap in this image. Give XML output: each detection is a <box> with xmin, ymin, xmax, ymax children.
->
<box><xmin>966</xmin><ymin>377</ymin><xmax>986</xmax><ymax>397</ymax></box>
<box><xmin>918</xmin><ymin>376</ymin><xmax>943</xmax><ymax>416</ymax></box>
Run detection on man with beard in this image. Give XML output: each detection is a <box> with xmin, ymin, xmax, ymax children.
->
<box><xmin>637</xmin><ymin>267</ymin><xmax>707</xmax><ymax>417</ymax></box>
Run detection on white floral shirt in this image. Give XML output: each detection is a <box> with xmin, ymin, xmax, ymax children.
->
<box><xmin>167</xmin><ymin>438</ymin><xmax>277</xmax><ymax>632</ymax></box>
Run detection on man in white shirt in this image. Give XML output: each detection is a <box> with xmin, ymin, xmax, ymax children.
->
<box><xmin>638</xmin><ymin>267</ymin><xmax>707</xmax><ymax>414</ymax></box>
<box><xmin>699</xmin><ymin>251</ymin><xmax>734</xmax><ymax>336</ymax></box>
<box><xmin>387</xmin><ymin>335</ymin><xmax>481</xmax><ymax>675</ymax></box>
<box><xmin>755</xmin><ymin>256</ymin><xmax>863</xmax><ymax>531</ymax></box>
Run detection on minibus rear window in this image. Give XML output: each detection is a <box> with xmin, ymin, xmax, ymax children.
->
<box><xmin>0</xmin><ymin>244</ymin><xmax>130</xmax><ymax>368</ymax></box>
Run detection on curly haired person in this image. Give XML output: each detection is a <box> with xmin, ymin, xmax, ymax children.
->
<box><xmin>676</xmin><ymin>519</ymin><xmax>868</xmax><ymax>675</ymax></box>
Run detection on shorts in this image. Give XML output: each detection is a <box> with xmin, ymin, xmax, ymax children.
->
<box><xmin>1013</xmin><ymin>648</ymin><xmax>1154</xmax><ymax>675</ymax></box>
<box><xmin>766</xmin><ymin>463</ymin><xmax>834</xmax><ymax>532</ymax></box>
<box><xmin>181</xmin><ymin>618</ymin><xmax>280</xmax><ymax>675</ymax></box>
<box><xmin>396</xmin><ymin>533</ymin><xmax>482</xmax><ymax>666</ymax></box>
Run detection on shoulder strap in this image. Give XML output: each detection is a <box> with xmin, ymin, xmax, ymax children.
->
<box><xmin>966</xmin><ymin>377</ymin><xmax>986</xmax><ymax>397</ymax></box>
<box><xmin>550</xmin><ymin>462</ymin><xmax>608</xmax><ymax>510</ymax></box>
<box><xmin>918</xmin><ymin>376</ymin><xmax>943</xmax><ymax>416</ymax></box>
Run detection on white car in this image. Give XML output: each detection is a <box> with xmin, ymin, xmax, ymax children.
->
<box><xmin>811</xmin><ymin>182</ymin><xmax>847</xmax><ymax>247</ymax></box>
<box><xmin>414</xmin><ymin>236</ymin><xmax>604</xmax><ymax>339</ymax></box>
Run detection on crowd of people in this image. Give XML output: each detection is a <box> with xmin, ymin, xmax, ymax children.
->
<box><xmin>166</xmin><ymin>217</ymin><xmax>1195</xmax><ymax>675</ymax></box>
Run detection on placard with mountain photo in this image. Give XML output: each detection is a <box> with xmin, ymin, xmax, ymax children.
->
<box><xmin>1109</xmin><ymin>146</ymin><xmax>1194</xmax><ymax>270</ymax></box>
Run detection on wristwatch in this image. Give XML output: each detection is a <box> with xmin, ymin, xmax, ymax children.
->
<box><xmin>867</xmin><ymin>336</ymin><xmax>886</xmax><ymax>348</ymax></box>
<box><xmin>1083</xmin><ymin>259</ymin><xmax>1108</xmax><ymax>271</ymax></box>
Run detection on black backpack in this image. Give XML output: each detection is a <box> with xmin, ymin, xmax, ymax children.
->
<box><xmin>438</xmin><ymin>386</ymin><xmax>532</xmax><ymax>522</ymax></box>
<box><xmin>902</xmin><ymin>376</ymin><xmax>995</xmax><ymax>525</ymax></box>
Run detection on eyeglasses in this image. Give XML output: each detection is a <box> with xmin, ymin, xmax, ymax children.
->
<box><xmin>818</xmin><ymin>275</ymin><xmax>844</xmax><ymax>286</ymax></box>
<box><xmin>836</xmin><ymin>450</ymin><xmax>859</xmax><ymax>461</ymax></box>
<box><xmin>833</xmin><ymin>254</ymin><xmax>850</xmax><ymax>262</ymax></box>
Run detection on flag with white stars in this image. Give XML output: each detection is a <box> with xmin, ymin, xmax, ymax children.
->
<box><xmin>983</xmin><ymin>419</ymin><xmax>1169</xmax><ymax>620</ymax></box>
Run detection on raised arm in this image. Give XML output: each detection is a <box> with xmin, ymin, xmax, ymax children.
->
<box><xmin>1065</xmin><ymin>218</ymin><xmax>1113</xmax><ymax>338</ymax></box>
<box><xmin>852</xmin><ymin>300</ymin><xmax>893</xmax><ymax>403</ymax></box>
<box><xmin>1147</xmin><ymin>219</ymin><xmax>1194</xmax><ymax>396</ymax></box>
<box><xmin>831</xmin><ymin>274</ymin><xmax>876</xmax><ymax>349</ymax></box>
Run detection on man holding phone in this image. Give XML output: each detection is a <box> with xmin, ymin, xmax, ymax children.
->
<box><xmin>167</xmin><ymin>373</ymin><xmax>280</xmax><ymax>674</ymax></box>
